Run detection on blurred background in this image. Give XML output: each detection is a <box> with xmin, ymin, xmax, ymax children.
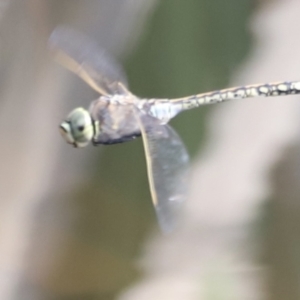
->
<box><xmin>1</xmin><ymin>0</ymin><xmax>300</xmax><ymax>299</ymax></box>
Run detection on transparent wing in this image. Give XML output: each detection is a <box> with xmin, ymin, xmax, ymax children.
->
<box><xmin>48</xmin><ymin>26</ymin><xmax>128</xmax><ymax>96</ymax></box>
<box><xmin>137</xmin><ymin>114</ymin><xmax>190</xmax><ymax>233</ymax></box>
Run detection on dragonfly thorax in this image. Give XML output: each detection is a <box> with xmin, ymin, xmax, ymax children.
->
<box><xmin>88</xmin><ymin>95</ymin><xmax>142</xmax><ymax>145</ymax></box>
<box><xmin>59</xmin><ymin>107</ymin><xmax>98</xmax><ymax>148</ymax></box>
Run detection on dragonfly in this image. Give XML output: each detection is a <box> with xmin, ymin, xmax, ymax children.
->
<box><xmin>49</xmin><ymin>26</ymin><xmax>300</xmax><ymax>233</ymax></box>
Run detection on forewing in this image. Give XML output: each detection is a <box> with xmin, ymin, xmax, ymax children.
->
<box><xmin>137</xmin><ymin>114</ymin><xmax>190</xmax><ymax>233</ymax></box>
<box><xmin>49</xmin><ymin>26</ymin><xmax>128</xmax><ymax>95</ymax></box>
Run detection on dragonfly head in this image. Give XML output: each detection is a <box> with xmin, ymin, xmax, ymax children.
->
<box><xmin>59</xmin><ymin>107</ymin><xmax>97</xmax><ymax>148</ymax></box>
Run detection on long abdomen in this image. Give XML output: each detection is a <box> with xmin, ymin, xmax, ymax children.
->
<box><xmin>171</xmin><ymin>81</ymin><xmax>300</xmax><ymax>111</ymax></box>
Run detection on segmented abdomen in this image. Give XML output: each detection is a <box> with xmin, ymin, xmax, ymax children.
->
<box><xmin>172</xmin><ymin>81</ymin><xmax>300</xmax><ymax>111</ymax></box>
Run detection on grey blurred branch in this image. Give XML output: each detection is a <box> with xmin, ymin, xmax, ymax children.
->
<box><xmin>0</xmin><ymin>1</ymin><xmax>157</xmax><ymax>299</ymax></box>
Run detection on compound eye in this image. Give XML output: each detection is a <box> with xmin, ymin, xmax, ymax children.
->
<box><xmin>77</xmin><ymin>125</ymin><xmax>85</xmax><ymax>132</ymax></box>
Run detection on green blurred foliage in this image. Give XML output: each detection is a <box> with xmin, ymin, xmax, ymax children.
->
<box><xmin>126</xmin><ymin>0</ymin><xmax>252</xmax><ymax>155</ymax></box>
